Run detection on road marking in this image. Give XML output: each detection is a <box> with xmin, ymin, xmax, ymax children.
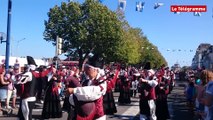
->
<box><xmin>122</xmin><ymin>102</ymin><xmax>139</xmax><ymax>115</ymax></box>
<box><xmin>33</xmin><ymin>109</ymin><xmax>42</xmax><ymax>112</ymax></box>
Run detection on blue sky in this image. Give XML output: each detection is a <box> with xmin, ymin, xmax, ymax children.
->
<box><xmin>0</xmin><ymin>0</ymin><xmax>213</xmax><ymax>67</ymax></box>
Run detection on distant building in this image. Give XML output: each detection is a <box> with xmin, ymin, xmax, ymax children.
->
<box><xmin>0</xmin><ymin>56</ymin><xmax>50</xmax><ymax>67</ymax></box>
<box><xmin>191</xmin><ymin>43</ymin><xmax>213</xmax><ymax>70</ymax></box>
<box><xmin>171</xmin><ymin>63</ymin><xmax>181</xmax><ymax>72</ymax></box>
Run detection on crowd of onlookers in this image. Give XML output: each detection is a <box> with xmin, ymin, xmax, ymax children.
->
<box><xmin>0</xmin><ymin>64</ymin><xmax>19</xmax><ymax>111</ymax></box>
<box><xmin>184</xmin><ymin>68</ymin><xmax>213</xmax><ymax>120</ymax></box>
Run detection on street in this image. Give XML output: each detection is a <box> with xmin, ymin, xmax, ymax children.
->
<box><xmin>0</xmin><ymin>80</ymin><xmax>195</xmax><ymax>120</ymax></box>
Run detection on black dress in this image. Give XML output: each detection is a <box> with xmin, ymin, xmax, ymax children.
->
<box><xmin>118</xmin><ymin>77</ymin><xmax>131</xmax><ymax>104</ymax></box>
<box><xmin>155</xmin><ymin>80</ymin><xmax>170</xmax><ymax>120</ymax></box>
<box><xmin>103</xmin><ymin>77</ymin><xmax>117</xmax><ymax>115</ymax></box>
<box><xmin>41</xmin><ymin>78</ymin><xmax>62</xmax><ymax>119</ymax></box>
<box><xmin>103</xmin><ymin>91</ymin><xmax>117</xmax><ymax>115</ymax></box>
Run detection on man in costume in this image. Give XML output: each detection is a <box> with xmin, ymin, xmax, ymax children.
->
<box><xmin>138</xmin><ymin>62</ymin><xmax>158</xmax><ymax>120</ymax></box>
<box><xmin>66</xmin><ymin>56</ymin><xmax>119</xmax><ymax>120</ymax></box>
<box><xmin>17</xmin><ymin>56</ymin><xmax>52</xmax><ymax>120</ymax></box>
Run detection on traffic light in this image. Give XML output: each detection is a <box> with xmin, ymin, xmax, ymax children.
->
<box><xmin>56</xmin><ymin>36</ymin><xmax>63</xmax><ymax>55</ymax></box>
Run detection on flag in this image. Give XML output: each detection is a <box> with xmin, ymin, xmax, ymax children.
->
<box><xmin>154</xmin><ymin>3</ymin><xmax>164</xmax><ymax>9</ymax></box>
<box><xmin>136</xmin><ymin>1</ymin><xmax>145</xmax><ymax>12</ymax></box>
<box><xmin>118</xmin><ymin>0</ymin><xmax>126</xmax><ymax>11</ymax></box>
<box><xmin>194</xmin><ymin>12</ymin><xmax>201</xmax><ymax>16</ymax></box>
<box><xmin>212</xmin><ymin>7</ymin><xmax>213</xmax><ymax>18</ymax></box>
<box><xmin>99</xmin><ymin>0</ymin><xmax>104</xmax><ymax>3</ymax></box>
<box><xmin>174</xmin><ymin>12</ymin><xmax>180</xmax><ymax>14</ymax></box>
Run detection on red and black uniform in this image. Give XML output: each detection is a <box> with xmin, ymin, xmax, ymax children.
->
<box><xmin>103</xmin><ymin>69</ymin><xmax>119</xmax><ymax>115</ymax></box>
<box><xmin>71</xmin><ymin>76</ymin><xmax>106</xmax><ymax>120</ymax></box>
<box><xmin>41</xmin><ymin>72</ymin><xmax>62</xmax><ymax>119</ymax></box>
<box><xmin>155</xmin><ymin>72</ymin><xmax>170</xmax><ymax>120</ymax></box>
<box><xmin>138</xmin><ymin>75</ymin><xmax>158</xmax><ymax>120</ymax></box>
<box><xmin>118</xmin><ymin>69</ymin><xmax>131</xmax><ymax>104</ymax></box>
<box><xmin>17</xmin><ymin>60</ymin><xmax>52</xmax><ymax>120</ymax></box>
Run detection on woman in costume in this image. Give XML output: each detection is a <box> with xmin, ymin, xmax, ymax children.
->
<box><xmin>118</xmin><ymin>66</ymin><xmax>131</xmax><ymax>104</ymax></box>
<box><xmin>155</xmin><ymin>70</ymin><xmax>170</xmax><ymax>120</ymax></box>
<box><xmin>41</xmin><ymin>67</ymin><xmax>62</xmax><ymax>119</ymax></box>
<box><xmin>103</xmin><ymin>67</ymin><xmax>120</xmax><ymax>115</ymax></box>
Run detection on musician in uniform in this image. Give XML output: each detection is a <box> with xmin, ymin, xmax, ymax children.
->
<box><xmin>138</xmin><ymin>62</ymin><xmax>158</xmax><ymax>120</ymax></box>
<box><xmin>66</xmin><ymin>58</ymin><xmax>107</xmax><ymax>120</ymax></box>
<box><xmin>17</xmin><ymin>56</ymin><xmax>52</xmax><ymax>120</ymax></box>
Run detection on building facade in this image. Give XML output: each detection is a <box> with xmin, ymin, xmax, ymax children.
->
<box><xmin>191</xmin><ymin>43</ymin><xmax>213</xmax><ymax>70</ymax></box>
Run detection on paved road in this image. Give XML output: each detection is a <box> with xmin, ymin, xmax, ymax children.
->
<box><xmin>0</xmin><ymin>81</ymin><xmax>195</xmax><ymax>120</ymax></box>
<box><xmin>167</xmin><ymin>81</ymin><xmax>196</xmax><ymax>120</ymax></box>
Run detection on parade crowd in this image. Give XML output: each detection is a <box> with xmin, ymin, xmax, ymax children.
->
<box><xmin>0</xmin><ymin>56</ymin><xmax>212</xmax><ymax>120</ymax></box>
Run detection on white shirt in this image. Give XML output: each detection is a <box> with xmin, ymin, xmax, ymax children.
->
<box><xmin>72</xmin><ymin>70</ymin><xmax>107</xmax><ymax>101</ymax></box>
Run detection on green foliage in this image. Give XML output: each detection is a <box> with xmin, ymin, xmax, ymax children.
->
<box><xmin>44</xmin><ymin>0</ymin><xmax>167</xmax><ymax>68</ymax></box>
<box><xmin>44</xmin><ymin>0</ymin><xmax>123</xmax><ymax>68</ymax></box>
<box><xmin>140</xmin><ymin>36</ymin><xmax>167</xmax><ymax>68</ymax></box>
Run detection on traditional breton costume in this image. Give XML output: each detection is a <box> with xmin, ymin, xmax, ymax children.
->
<box><xmin>118</xmin><ymin>68</ymin><xmax>131</xmax><ymax>104</ymax></box>
<box><xmin>155</xmin><ymin>69</ymin><xmax>170</xmax><ymax>120</ymax></box>
<box><xmin>138</xmin><ymin>62</ymin><xmax>158</xmax><ymax>120</ymax></box>
<box><xmin>130</xmin><ymin>72</ymin><xmax>140</xmax><ymax>97</ymax></box>
<box><xmin>41</xmin><ymin>67</ymin><xmax>62</xmax><ymax>119</ymax></box>
<box><xmin>17</xmin><ymin>56</ymin><xmax>52</xmax><ymax>120</ymax></box>
<box><xmin>17</xmin><ymin>56</ymin><xmax>38</xmax><ymax>120</ymax></box>
<box><xmin>103</xmin><ymin>67</ymin><xmax>120</xmax><ymax>115</ymax></box>
<box><xmin>67</xmin><ymin>75</ymin><xmax>95</xmax><ymax>120</ymax></box>
<box><xmin>68</xmin><ymin>60</ymin><xmax>107</xmax><ymax>120</ymax></box>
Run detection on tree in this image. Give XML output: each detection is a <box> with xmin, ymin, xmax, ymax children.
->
<box><xmin>113</xmin><ymin>10</ymin><xmax>142</xmax><ymax>65</ymax></box>
<box><xmin>44</xmin><ymin>0</ymin><xmax>123</xmax><ymax>69</ymax></box>
<box><xmin>140</xmin><ymin>36</ymin><xmax>167</xmax><ymax>68</ymax></box>
<box><xmin>44</xmin><ymin>0</ymin><xmax>167</xmax><ymax>69</ymax></box>
<box><xmin>114</xmin><ymin>10</ymin><xmax>167</xmax><ymax>67</ymax></box>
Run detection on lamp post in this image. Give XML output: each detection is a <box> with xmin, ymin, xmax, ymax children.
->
<box><xmin>16</xmin><ymin>38</ymin><xmax>26</xmax><ymax>57</ymax></box>
<box><xmin>5</xmin><ymin>0</ymin><xmax>12</xmax><ymax>72</ymax></box>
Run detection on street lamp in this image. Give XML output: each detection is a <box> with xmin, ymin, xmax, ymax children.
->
<box><xmin>16</xmin><ymin>38</ymin><xmax>26</xmax><ymax>57</ymax></box>
<box><xmin>0</xmin><ymin>32</ymin><xmax>6</xmax><ymax>43</ymax></box>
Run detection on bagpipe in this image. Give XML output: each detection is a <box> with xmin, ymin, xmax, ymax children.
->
<box><xmin>13</xmin><ymin>73</ymin><xmax>30</xmax><ymax>96</ymax></box>
<box><xmin>15</xmin><ymin>73</ymin><xmax>31</xmax><ymax>85</ymax></box>
<box><xmin>95</xmin><ymin>64</ymin><xmax>121</xmax><ymax>85</ymax></box>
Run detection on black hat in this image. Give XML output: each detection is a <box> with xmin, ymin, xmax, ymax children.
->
<box><xmin>144</xmin><ymin>62</ymin><xmax>151</xmax><ymax>70</ymax></box>
<box><xmin>27</xmin><ymin>56</ymin><xmax>37</xmax><ymax>66</ymax></box>
<box><xmin>86</xmin><ymin>55</ymin><xmax>103</xmax><ymax>68</ymax></box>
<box><xmin>86</xmin><ymin>57</ymin><xmax>97</xmax><ymax>68</ymax></box>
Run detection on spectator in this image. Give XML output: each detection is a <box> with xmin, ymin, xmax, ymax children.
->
<box><xmin>6</xmin><ymin>65</ymin><xmax>19</xmax><ymax>109</ymax></box>
<box><xmin>185</xmin><ymin>76</ymin><xmax>196</xmax><ymax>109</ymax></box>
<box><xmin>0</xmin><ymin>65</ymin><xmax>11</xmax><ymax>111</ymax></box>
<box><xmin>200</xmin><ymin>70</ymin><xmax>213</xmax><ymax>120</ymax></box>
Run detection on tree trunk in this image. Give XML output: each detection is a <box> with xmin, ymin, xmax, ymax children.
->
<box><xmin>78</xmin><ymin>49</ymin><xmax>83</xmax><ymax>71</ymax></box>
